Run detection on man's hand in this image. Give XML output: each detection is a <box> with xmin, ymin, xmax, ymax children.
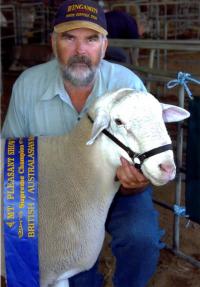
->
<box><xmin>116</xmin><ymin>157</ymin><xmax>150</xmax><ymax>195</ymax></box>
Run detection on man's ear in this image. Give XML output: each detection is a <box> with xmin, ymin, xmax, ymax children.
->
<box><xmin>51</xmin><ymin>33</ymin><xmax>57</xmax><ymax>57</ymax></box>
<box><xmin>102</xmin><ymin>37</ymin><xmax>108</xmax><ymax>58</ymax></box>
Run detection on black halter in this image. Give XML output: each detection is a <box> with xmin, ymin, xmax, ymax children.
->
<box><xmin>87</xmin><ymin>114</ymin><xmax>173</xmax><ymax>169</ymax></box>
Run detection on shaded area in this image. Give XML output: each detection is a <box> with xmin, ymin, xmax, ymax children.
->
<box><xmin>99</xmin><ymin>183</ymin><xmax>200</xmax><ymax>287</ymax></box>
<box><xmin>186</xmin><ymin>97</ymin><xmax>200</xmax><ymax>224</ymax></box>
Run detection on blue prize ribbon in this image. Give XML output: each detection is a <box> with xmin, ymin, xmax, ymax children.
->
<box><xmin>4</xmin><ymin>137</ymin><xmax>40</xmax><ymax>287</ymax></box>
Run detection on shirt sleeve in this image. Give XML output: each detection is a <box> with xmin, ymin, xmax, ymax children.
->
<box><xmin>1</xmin><ymin>77</ymin><xmax>29</xmax><ymax>138</ymax></box>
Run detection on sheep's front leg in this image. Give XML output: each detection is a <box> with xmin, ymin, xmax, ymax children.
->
<box><xmin>53</xmin><ymin>268</ymin><xmax>81</xmax><ymax>287</ymax></box>
<box><xmin>54</xmin><ymin>279</ymin><xmax>69</xmax><ymax>287</ymax></box>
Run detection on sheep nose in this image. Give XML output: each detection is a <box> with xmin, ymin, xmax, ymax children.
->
<box><xmin>159</xmin><ymin>163</ymin><xmax>176</xmax><ymax>176</ymax></box>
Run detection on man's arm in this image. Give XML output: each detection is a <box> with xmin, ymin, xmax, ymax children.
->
<box><xmin>2</xmin><ymin>81</ymin><xmax>28</xmax><ymax>138</ymax></box>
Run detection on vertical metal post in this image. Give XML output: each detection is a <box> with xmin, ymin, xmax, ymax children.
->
<box><xmin>173</xmin><ymin>85</ymin><xmax>185</xmax><ymax>251</ymax></box>
<box><xmin>146</xmin><ymin>49</ymin><xmax>155</xmax><ymax>91</ymax></box>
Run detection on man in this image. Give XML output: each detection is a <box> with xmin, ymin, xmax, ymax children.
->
<box><xmin>2</xmin><ymin>1</ymin><xmax>164</xmax><ymax>286</ymax></box>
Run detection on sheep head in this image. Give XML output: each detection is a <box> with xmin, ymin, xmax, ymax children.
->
<box><xmin>87</xmin><ymin>89</ymin><xmax>190</xmax><ymax>186</ymax></box>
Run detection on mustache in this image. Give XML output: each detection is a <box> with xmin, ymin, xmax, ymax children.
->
<box><xmin>67</xmin><ymin>55</ymin><xmax>92</xmax><ymax>67</ymax></box>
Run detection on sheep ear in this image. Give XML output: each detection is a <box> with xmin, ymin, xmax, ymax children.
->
<box><xmin>86</xmin><ymin>111</ymin><xmax>110</xmax><ymax>145</ymax></box>
<box><xmin>161</xmin><ymin>103</ymin><xmax>190</xmax><ymax>122</ymax></box>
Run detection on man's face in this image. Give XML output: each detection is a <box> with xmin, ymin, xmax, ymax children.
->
<box><xmin>52</xmin><ymin>28</ymin><xmax>108</xmax><ymax>86</ymax></box>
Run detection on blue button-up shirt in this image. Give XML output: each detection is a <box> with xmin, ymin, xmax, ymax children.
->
<box><xmin>2</xmin><ymin>59</ymin><xmax>146</xmax><ymax>138</ymax></box>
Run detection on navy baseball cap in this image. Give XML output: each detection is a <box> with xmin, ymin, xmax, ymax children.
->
<box><xmin>53</xmin><ymin>0</ymin><xmax>108</xmax><ymax>35</ymax></box>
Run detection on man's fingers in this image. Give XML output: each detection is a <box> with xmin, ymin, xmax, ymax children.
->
<box><xmin>120</xmin><ymin>157</ymin><xmax>148</xmax><ymax>183</ymax></box>
<box><xmin>116</xmin><ymin>157</ymin><xmax>150</xmax><ymax>188</ymax></box>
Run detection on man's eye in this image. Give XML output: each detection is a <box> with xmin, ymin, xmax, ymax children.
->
<box><xmin>88</xmin><ymin>37</ymin><xmax>98</xmax><ymax>42</ymax></box>
<box><xmin>66</xmin><ymin>36</ymin><xmax>74</xmax><ymax>40</ymax></box>
<box><xmin>61</xmin><ymin>34</ymin><xmax>74</xmax><ymax>40</ymax></box>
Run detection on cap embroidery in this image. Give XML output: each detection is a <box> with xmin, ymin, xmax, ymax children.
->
<box><xmin>67</xmin><ymin>4</ymin><xmax>97</xmax><ymax>14</ymax></box>
<box><xmin>53</xmin><ymin>0</ymin><xmax>108</xmax><ymax>35</ymax></box>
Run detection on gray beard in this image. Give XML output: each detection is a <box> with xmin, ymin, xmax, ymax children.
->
<box><xmin>60</xmin><ymin>55</ymin><xmax>99</xmax><ymax>87</ymax></box>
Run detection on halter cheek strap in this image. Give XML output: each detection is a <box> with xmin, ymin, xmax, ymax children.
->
<box><xmin>87</xmin><ymin>114</ymin><xmax>173</xmax><ymax>169</ymax></box>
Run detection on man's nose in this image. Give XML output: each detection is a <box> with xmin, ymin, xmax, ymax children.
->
<box><xmin>75</xmin><ymin>40</ymin><xmax>87</xmax><ymax>55</ymax></box>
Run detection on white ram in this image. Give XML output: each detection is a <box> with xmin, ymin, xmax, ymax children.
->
<box><xmin>1</xmin><ymin>88</ymin><xmax>189</xmax><ymax>287</ymax></box>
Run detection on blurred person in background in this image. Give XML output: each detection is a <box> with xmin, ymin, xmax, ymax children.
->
<box><xmin>99</xmin><ymin>0</ymin><xmax>144</xmax><ymax>63</ymax></box>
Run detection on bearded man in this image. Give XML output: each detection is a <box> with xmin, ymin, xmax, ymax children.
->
<box><xmin>2</xmin><ymin>1</ymin><xmax>164</xmax><ymax>287</ymax></box>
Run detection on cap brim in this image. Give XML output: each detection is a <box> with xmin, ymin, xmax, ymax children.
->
<box><xmin>54</xmin><ymin>20</ymin><xmax>108</xmax><ymax>36</ymax></box>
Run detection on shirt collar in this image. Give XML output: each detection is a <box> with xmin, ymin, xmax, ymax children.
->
<box><xmin>40</xmin><ymin>61</ymin><xmax>106</xmax><ymax>112</ymax></box>
<box><xmin>40</xmin><ymin>62</ymin><xmax>67</xmax><ymax>100</ymax></box>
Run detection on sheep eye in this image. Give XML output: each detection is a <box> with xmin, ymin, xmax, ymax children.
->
<box><xmin>115</xmin><ymin>118</ymin><xmax>123</xmax><ymax>126</ymax></box>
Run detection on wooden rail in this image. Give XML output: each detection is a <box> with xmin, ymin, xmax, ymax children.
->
<box><xmin>109</xmin><ymin>39</ymin><xmax>200</xmax><ymax>52</ymax></box>
<box><xmin>108</xmin><ymin>39</ymin><xmax>200</xmax><ymax>89</ymax></box>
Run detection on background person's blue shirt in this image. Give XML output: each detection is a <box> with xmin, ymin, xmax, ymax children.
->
<box><xmin>2</xmin><ymin>59</ymin><xmax>146</xmax><ymax>138</ymax></box>
<box><xmin>105</xmin><ymin>11</ymin><xmax>139</xmax><ymax>39</ymax></box>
